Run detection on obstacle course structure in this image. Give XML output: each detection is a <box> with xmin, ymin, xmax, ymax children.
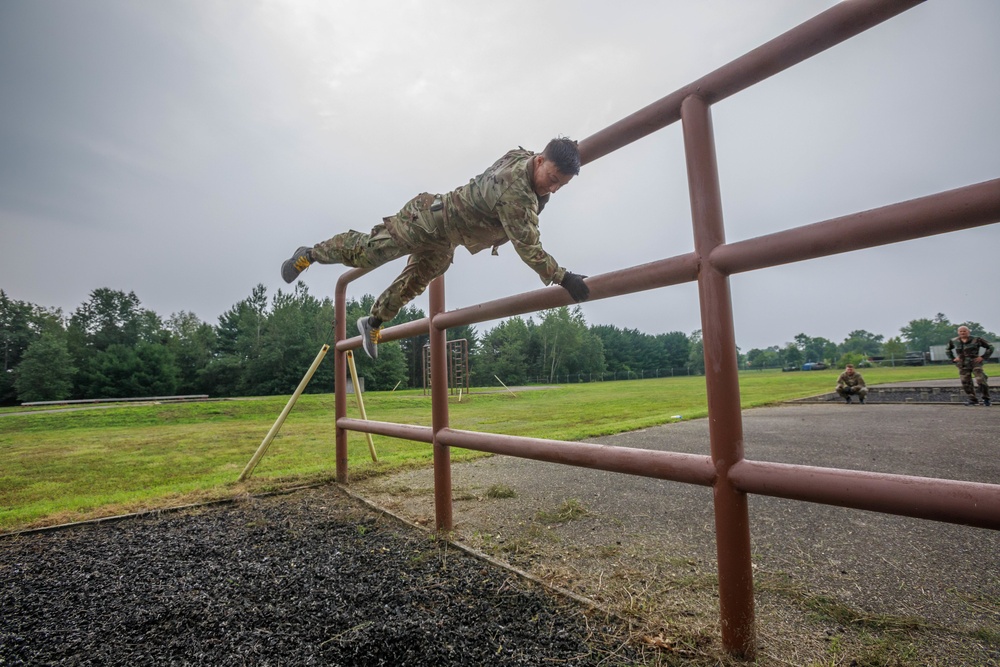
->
<box><xmin>330</xmin><ymin>1</ymin><xmax>1000</xmax><ymax>658</ymax></box>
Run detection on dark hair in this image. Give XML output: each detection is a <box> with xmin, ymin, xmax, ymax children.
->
<box><xmin>542</xmin><ymin>137</ymin><xmax>581</xmax><ymax>176</ymax></box>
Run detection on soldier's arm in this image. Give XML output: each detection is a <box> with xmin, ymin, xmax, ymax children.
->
<box><xmin>497</xmin><ymin>200</ymin><xmax>565</xmax><ymax>286</ymax></box>
<box><xmin>980</xmin><ymin>338</ymin><xmax>995</xmax><ymax>359</ymax></box>
<box><xmin>946</xmin><ymin>339</ymin><xmax>957</xmax><ymax>360</ymax></box>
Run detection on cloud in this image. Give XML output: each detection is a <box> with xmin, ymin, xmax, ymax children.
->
<box><xmin>1</xmin><ymin>0</ymin><xmax>997</xmax><ymax>349</ymax></box>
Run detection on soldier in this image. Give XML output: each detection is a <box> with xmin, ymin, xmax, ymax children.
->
<box><xmin>946</xmin><ymin>326</ymin><xmax>994</xmax><ymax>406</ymax></box>
<box><xmin>835</xmin><ymin>364</ymin><xmax>868</xmax><ymax>404</ymax></box>
<box><xmin>280</xmin><ymin>138</ymin><xmax>589</xmax><ymax>359</ymax></box>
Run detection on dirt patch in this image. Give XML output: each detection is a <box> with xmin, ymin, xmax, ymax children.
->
<box><xmin>0</xmin><ymin>488</ymin><xmax>646</xmax><ymax>666</ymax></box>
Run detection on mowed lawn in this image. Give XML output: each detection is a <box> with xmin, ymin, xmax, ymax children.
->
<box><xmin>0</xmin><ymin>365</ymin><xmax>959</xmax><ymax>533</ymax></box>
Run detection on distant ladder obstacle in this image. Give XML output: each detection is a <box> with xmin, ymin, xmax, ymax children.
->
<box><xmin>422</xmin><ymin>338</ymin><xmax>470</xmax><ymax>396</ymax></box>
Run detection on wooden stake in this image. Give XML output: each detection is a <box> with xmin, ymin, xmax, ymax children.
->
<box><xmin>347</xmin><ymin>351</ymin><xmax>378</xmax><ymax>462</ymax></box>
<box><xmin>238</xmin><ymin>344</ymin><xmax>329</xmax><ymax>482</ymax></box>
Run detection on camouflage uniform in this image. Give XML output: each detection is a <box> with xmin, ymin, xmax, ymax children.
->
<box><xmin>946</xmin><ymin>335</ymin><xmax>994</xmax><ymax>401</ymax></box>
<box><xmin>835</xmin><ymin>370</ymin><xmax>868</xmax><ymax>401</ymax></box>
<box><xmin>311</xmin><ymin>148</ymin><xmax>566</xmax><ymax>323</ymax></box>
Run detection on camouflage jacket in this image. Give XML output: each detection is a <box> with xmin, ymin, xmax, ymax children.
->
<box><xmin>441</xmin><ymin>148</ymin><xmax>565</xmax><ymax>286</ymax></box>
<box><xmin>946</xmin><ymin>336</ymin><xmax>995</xmax><ymax>364</ymax></box>
<box><xmin>836</xmin><ymin>371</ymin><xmax>866</xmax><ymax>390</ymax></box>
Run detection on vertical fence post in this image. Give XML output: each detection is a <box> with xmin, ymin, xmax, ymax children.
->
<box><xmin>429</xmin><ymin>276</ymin><xmax>453</xmax><ymax>532</ymax></box>
<box><xmin>682</xmin><ymin>93</ymin><xmax>756</xmax><ymax>658</ymax></box>
<box><xmin>334</xmin><ymin>281</ymin><xmax>350</xmax><ymax>484</ymax></box>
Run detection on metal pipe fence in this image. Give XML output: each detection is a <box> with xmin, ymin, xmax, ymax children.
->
<box><xmin>332</xmin><ymin>0</ymin><xmax>1000</xmax><ymax>658</ymax></box>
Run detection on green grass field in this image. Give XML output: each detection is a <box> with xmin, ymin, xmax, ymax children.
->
<box><xmin>0</xmin><ymin>365</ymin><xmax>959</xmax><ymax>533</ymax></box>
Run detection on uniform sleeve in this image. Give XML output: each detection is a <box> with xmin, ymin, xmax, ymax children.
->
<box><xmin>980</xmin><ymin>338</ymin><xmax>995</xmax><ymax>358</ymax></box>
<box><xmin>946</xmin><ymin>339</ymin><xmax>956</xmax><ymax>360</ymax></box>
<box><xmin>496</xmin><ymin>195</ymin><xmax>566</xmax><ymax>286</ymax></box>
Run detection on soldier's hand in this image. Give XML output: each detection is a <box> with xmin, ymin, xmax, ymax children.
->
<box><xmin>560</xmin><ymin>272</ymin><xmax>590</xmax><ymax>302</ymax></box>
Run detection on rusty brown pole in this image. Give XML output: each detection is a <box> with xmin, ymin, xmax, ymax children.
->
<box><xmin>710</xmin><ymin>178</ymin><xmax>1000</xmax><ymax>275</ymax></box>
<box><xmin>333</xmin><ymin>272</ymin><xmax>353</xmax><ymax>483</ymax></box>
<box><xmin>336</xmin><ymin>418</ymin><xmax>434</xmax><ymax>443</ymax></box>
<box><xmin>434</xmin><ymin>252</ymin><xmax>700</xmax><ymax>331</ymax></box>
<box><xmin>682</xmin><ymin>93</ymin><xmax>755</xmax><ymax>658</ymax></box>
<box><xmin>429</xmin><ymin>276</ymin><xmax>453</xmax><ymax>532</ymax></box>
<box><xmin>436</xmin><ymin>428</ymin><xmax>716</xmax><ymax>486</ymax></box>
<box><xmin>729</xmin><ymin>460</ymin><xmax>1000</xmax><ymax>530</ymax></box>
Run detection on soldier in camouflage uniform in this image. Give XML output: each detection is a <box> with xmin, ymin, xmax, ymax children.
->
<box><xmin>835</xmin><ymin>364</ymin><xmax>868</xmax><ymax>404</ymax></box>
<box><xmin>946</xmin><ymin>326</ymin><xmax>994</xmax><ymax>406</ymax></box>
<box><xmin>281</xmin><ymin>138</ymin><xmax>590</xmax><ymax>358</ymax></box>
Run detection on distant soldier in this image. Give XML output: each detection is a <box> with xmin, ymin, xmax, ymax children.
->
<box><xmin>835</xmin><ymin>364</ymin><xmax>868</xmax><ymax>404</ymax></box>
<box><xmin>946</xmin><ymin>326</ymin><xmax>993</xmax><ymax>406</ymax></box>
<box><xmin>280</xmin><ymin>138</ymin><xmax>590</xmax><ymax>359</ymax></box>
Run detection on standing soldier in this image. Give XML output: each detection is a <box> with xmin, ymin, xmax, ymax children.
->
<box><xmin>281</xmin><ymin>138</ymin><xmax>590</xmax><ymax>359</ymax></box>
<box><xmin>946</xmin><ymin>326</ymin><xmax>994</xmax><ymax>406</ymax></box>
<box><xmin>836</xmin><ymin>364</ymin><xmax>868</xmax><ymax>404</ymax></box>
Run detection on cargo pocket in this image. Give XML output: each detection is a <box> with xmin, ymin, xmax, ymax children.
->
<box><xmin>397</xmin><ymin>193</ymin><xmax>446</xmax><ymax>245</ymax></box>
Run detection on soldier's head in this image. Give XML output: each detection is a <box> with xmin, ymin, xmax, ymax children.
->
<box><xmin>532</xmin><ymin>137</ymin><xmax>580</xmax><ymax>196</ymax></box>
<box><xmin>845</xmin><ymin>364</ymin><xmax>855</xmax><ymax>375</ymax></box>
<box><xmin>957</xmin><ymin>326</ymin><xmax>971</xmax><ymax>341</ymax></box>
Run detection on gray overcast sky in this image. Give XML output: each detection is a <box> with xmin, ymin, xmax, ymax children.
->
<box><xmin>1</xmin><ymin>0</ymin><xmax>998</xmax><ymax>351</ymax></box>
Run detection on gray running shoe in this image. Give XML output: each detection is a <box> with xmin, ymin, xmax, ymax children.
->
<box><xmin>281</xmin><ymin>246</ymin><xmax>313</xmax><ymax>283</ymax></box>
<box><xmin>357</xmin><ymin>316</ymin><xmax>380</xmax><ymax>360</ymax></box>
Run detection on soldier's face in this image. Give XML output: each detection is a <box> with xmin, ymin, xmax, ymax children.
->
<box><xmin>532</xmin><ymin>156</ymin><xmax>574</xmax><ymax>196</ymax></box>
<box><xmin>958</xmin><ymin>327</ymin><xmax>970</xmax><ymax>341</ymax></box>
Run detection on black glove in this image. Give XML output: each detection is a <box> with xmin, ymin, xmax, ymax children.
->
<box><xmin>560</xmin><ymin>272</ymin><xmax>590</xmax><ymax>302</ymax></box>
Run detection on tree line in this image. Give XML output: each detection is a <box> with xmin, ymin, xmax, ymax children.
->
<box><xmin>1</xmin><ymin>287</ymin><xmax>995</xmax><ymax>405</ymax></box>
<box><xmin>0</xmin><ymin>285</ymin><xmax>698</xmax><ymax>404</ymax></box>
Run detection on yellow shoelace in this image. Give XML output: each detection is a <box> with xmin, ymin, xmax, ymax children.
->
<box><xmin>370</xmin><ymin>328</ymin><xmax>381</xmax><ymax>344</ymax></box>
<box><xmin>293</xmin><ymin>256</ymin><xmax>311</xmax><ymax>271</ymax></box>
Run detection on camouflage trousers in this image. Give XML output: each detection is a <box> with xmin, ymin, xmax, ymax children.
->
<box><xmin>311</xmin><ymin>193</ymin><xmax>454</xmax><ymax>323</ymax></box>
<box><xmin>836</xmin><ymin>385</ymin><xmax>868</xmax><ymax>399</ymax></box>
<box><xmin>958</xmin><ymin>362</ymin><xmax>990</xmax><ymax>399</ymax></box>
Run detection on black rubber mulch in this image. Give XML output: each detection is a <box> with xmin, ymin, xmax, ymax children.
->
<box><xmin>0</xmin><ymin>488</ymin><xmax>641</xmax><ymax>666</ymax></box>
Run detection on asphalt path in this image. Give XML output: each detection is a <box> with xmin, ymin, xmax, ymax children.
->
<box><xmin>356</xmin><ymin>400</ymin><xmax>1000</xmax><ymax>639</ymax></box>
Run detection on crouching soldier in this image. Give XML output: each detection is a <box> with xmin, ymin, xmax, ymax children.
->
<box><xmin>836</xmin><ymin>364</ymin><xmax>868</xmax><ymax>404</ymax></box>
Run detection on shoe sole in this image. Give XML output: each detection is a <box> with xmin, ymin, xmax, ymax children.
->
<box><xmin>281</xmin><ymin>247</ymin><xmax>312</xmax><ymax>283</ymax></box>
<box><xmin>357</xmin><ymin>317</ymin><xmax>379</xmax><ymax>360</ymax></box>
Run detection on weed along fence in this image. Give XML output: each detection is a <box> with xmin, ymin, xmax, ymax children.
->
<box><xmin>331</xmin><ymin>1</ymin><xmax>1000</xmax><ymax>660</ymax></box>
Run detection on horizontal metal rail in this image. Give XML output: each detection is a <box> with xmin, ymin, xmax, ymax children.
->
<box><xmin>337</xmin><ymin>418</ymin><xmax>434</xmax><ymax>444</ymax></box>
<box><xmin>730</xmin><ymin>460</ymin><xmax>1000</xmax><ymax>530</ymax></box>
<box><xmin>435</xmin><ymin>428</ymin><xmax>717</xmax><ymax>487</ymax></box>
<box><xmin>711</xmin><ymin>179</ymin><xmax>1000</xmax><ymax>275</ymax></box>
<box><xmin>434</xmin><ymin>252</ymin><xmax>700</xmax><ymax>331</ymax></box>
<box><xmin>338</xmin><ymin>417</ymin><xmax>1000</xmax><ymax>530</ymax></box>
